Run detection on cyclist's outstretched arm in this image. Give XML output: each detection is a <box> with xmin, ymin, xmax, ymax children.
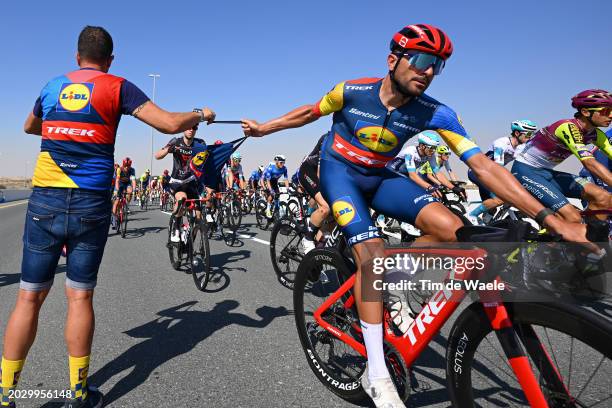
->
<box><xmin>467</xmin><ymin>153</ymin><xmax>591</xmax><ymax>244</ymax></box>
<box><xmin>242</xmin><ymin>105</ymin><xmax>319</xmax><ymax>137</ymax></box>
<box><xmin>134</xmin><ymin>101</ymin><xmax>215</xmax><ymax>134</ymax></box>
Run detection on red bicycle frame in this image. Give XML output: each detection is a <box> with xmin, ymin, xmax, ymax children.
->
<box><xmin>311</xmin><ymin>246</ymin><xmax>567</xmax><ymax>407</ymax></box>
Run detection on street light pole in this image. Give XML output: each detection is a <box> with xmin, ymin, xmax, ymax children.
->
<box><xmin>148</xmin><ymin>74</ymin><xmax>160</xmax><ymax>175</ymax></box>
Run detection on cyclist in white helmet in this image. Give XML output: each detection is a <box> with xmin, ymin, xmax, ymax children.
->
<box><xmin>388</xmin><ymin>130</ymin><xmax>464</xmax><ymax>199</ymax></box>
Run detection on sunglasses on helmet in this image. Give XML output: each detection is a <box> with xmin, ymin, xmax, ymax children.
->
<box><xmin>401</xmin><ymin>52</ymin><xmax>446</xmax><ymax>75</ymax></box>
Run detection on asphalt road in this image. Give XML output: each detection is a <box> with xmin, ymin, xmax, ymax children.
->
<box><xmin>0</xmin><ymin>199</ymin><xmax>610</xmax><ymax>408</ymax></box>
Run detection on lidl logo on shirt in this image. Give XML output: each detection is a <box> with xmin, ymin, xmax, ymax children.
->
<box><xmin>57</xmin><ymin>83</ymin><xmax>94</xmax><ymax>113</ymax></box>
<box><xmin>332</xmin><ymin>197</ymin><xmax>360</xmax><ymax>227</ymax></box>
<box><xmin>354</xmin><ymin>121</ymin><xmax>398</xmax><ymax>153</ymax></box>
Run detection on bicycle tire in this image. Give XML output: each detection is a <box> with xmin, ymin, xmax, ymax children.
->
<box><xmin>167</xmin><ymin>216</ymin><xmax>182</xmax><ymax>270</ymax></box>
<box><xmin>293</xmin><ymin>248</ymin><xmax>368</xmax><ymax>403</ymax></box>
<box><xmin>230</xmin><ymin>199</ymin><xmax>242</xmax><ymax>230</ymax></box>
<box><xmin>446</xmin><ymin>298</ymin><xmax>612</xmax><ymax>407</ymax></box>
<box><xmin>270</xmin><ymin>217</ymin><xmax>305</xmax><ymax>290</ymax></box>
<box><xmin>189</xmin><ymin>220</ymin><xmax>211</xmax><ymax>291</ymax></box>
<box><xmin>120</xmin><ymin>207</ymin><xmax>128</xmax><ymax>238</ymax></box>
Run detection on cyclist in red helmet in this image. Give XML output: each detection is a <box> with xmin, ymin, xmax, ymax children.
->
<box><xmin>512</xmin><ymin>89</ymin><xmax>612</xmax><ymax>224</ymax></box>
<box><xmin>243</xmin><ymin>24</ymin><xmax>593</xmax><ymax>407</ymax></box>
<box><xmin>112</xmin><ymin>157</ymin><xmax>136</xmax><ymax>227</ymax></box>
<box><xmin>214</xmin><ymin>139</ymin><xmax>223</xmax><ymax>145</ymax></box>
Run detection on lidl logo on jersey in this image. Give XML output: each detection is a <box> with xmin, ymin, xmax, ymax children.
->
<box><xmin>354</xmin><ymin>120</ymin><xmax>398</xmax><ymax>153</ymax></box>
<box><xmin>191</xmin><ymin>150</ymin><xmax>210</xmax><ymax>166</ymax></box>
<box><xmin>332</xmin><ymin>197</ymin><xmax>360</xmax><ymax>227</ymax></box>
<box><xmin>57</xmin><ymin>83</ymin><xmax>94</xmax><ymax>113</ymax></box>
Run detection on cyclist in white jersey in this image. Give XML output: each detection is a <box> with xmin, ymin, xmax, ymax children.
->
<box><xmin>468</xmin><ymin>120</ymin><xmax>536</xmax><ymax>223</ymax></box>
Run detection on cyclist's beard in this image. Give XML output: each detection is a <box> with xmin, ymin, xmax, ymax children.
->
<box><xmin>389</xmin><ymin>57</ymin><xmax>420</xmax><ymax>98</ymax></box>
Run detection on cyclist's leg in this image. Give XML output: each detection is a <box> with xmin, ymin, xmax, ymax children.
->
<box><xmin>320</xmin><ymin>158</ymin><xmax>393</xmax><ymax>383</ymax></box>
<box><xmin>577</xmin><ymin>179</ymin><xmax>611</xmax><ymax>220</ymax></box>
<box><xmin>371</xmin><ymin>169</ymin><xmax>463</xmax><ymax>242</ymax></box>
<box><xmin>511</xmin><ymin>161</ymin><xmax>579</xmax><ymax>222</ymax></box>
<box><xmin>125</xmin><ymin>184</ymin><xmax>133</xmax><ymax>204</ymax></box>
<box><xmin>468</xmin><ymin>169</ymin><xmax>498</xmax><ymax>217</ymax></box>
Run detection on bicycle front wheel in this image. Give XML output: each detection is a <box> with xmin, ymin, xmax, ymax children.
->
<box><xmin>269</xmin><ymin>217</ymin><xmax>305</xmax><ymax>290</ymax></box>
<box><xmin>446</xmin><ymin>298</ymin><xmax>612</xmax><ymax>407</ymax></box>
<box><xmin>189</xmin><ymin>220</ymin><xmax>211</xmax><ymax>291</ymax></box>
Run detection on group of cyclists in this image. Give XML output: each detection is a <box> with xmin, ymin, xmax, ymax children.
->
<box><xmin>3</xmin><ymin>22</ymin><xmax>611</xmax><ymax>408</ymax></box>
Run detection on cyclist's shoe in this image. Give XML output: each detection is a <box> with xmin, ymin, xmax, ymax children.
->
<box><xmin>387</xmin><ymin>294</ymin><xmax>415</xmax><ymax>335</ymax></box>
<box><xmin>126</xmin><ymin>206</ymin><xmax>131</xmax><ymax>215</ymax></box>
<box><xmin>265</xmin><ymin>208</ymin><xmax>273</xmax><ymax>218</ymax></box>
<box><xmin>467</xmin><ymin>215</ymin><xmax>483</xmax><ymax>226</ymax></box>
<box><xmin>64</xmin><ymin>387</ymin><xmax>103</xmax><ymax>408</ymax></box>
<box><xmin>170</xmin><ymin>229</ymin><xmax>181</xmax><ymax>243</ymax></box>
<box><xmin>301</xmin><ymin>238</ymin><xmax>316</xmax><ymax>254</ymax></box>
<box><xmin>361</xmin><ymin>364</ymin><xmax>405</xmax><ymax>408</ymax></box>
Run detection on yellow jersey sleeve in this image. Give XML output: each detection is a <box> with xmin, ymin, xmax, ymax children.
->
<box><xmin>594</xmin><ymin>129</ymin><xmax>612</xmax><ymax>160</ymax></box>
<box><xmin>313</xmin><ymin>82</ymin><xmax>345</xmax><ymax>116</ymax></box>
<box><xmin>554</xmin><ymin>122</ymin><xmax>593</xmax><ymax>162</ymax></box>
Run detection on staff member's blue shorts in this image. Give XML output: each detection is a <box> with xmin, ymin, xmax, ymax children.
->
<box><xmin>320</xmin><ymin>156</ymin><xmax>437</xmax><ymax>246</ymax></box>
<box><xmin>21</xmin><ymin>187</ymin><xmax>111</xmax><ymax>291</ymax></box>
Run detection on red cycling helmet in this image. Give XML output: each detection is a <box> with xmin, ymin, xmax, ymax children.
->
<box><xmin>390</xmin><ymin>24</ymin><xmax>453</xmax><ymax>60</ymax></box>
<box><xmin>163</xmin><ymin>169</ymin><xmax>169</xmax><ymax>175</ymax></box>
<box><xmin>122</xmin><ymin>157</ymin><xmax>132</xmax><ymax>167</ymax></box>
<box><xmin>214</xmin><ymin>140</ymin><xmax>223</xmax><ymax>145</ymax></box>
<box><xmin>571</xmin><ymin>89</ymin><xmax>612</xmax><ymax>109</ymax></box>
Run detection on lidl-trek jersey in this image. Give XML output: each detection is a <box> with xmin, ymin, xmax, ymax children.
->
<box><xmin>313</xmin><ymin>77</ymin><xmax>480</xmax><ymax>172</ymax></box>
<box><xmin>32</xmin><ymin>68</ymin><xmax>148</xmax><ymax>190</ymax></box>
<box><xmin>515</xmin><ymin>119</ymin><xmax>612</xmax><ymax>169</ymax></box>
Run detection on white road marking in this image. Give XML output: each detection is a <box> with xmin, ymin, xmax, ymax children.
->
<box><xmin>0</xmin><ymin>200</ymin><xmax>28</xmax><ymax>210</ymax></box>
<box><xmin>160</xmin><ymin>209</ymin><xmax>271</xmax><ymax>246</ymax></box>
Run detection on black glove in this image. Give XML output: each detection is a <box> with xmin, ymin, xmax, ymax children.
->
<box><xmin>165</xmin><ymin>138</ymin><xmax>178</xmax><ymax>153</ymax></box>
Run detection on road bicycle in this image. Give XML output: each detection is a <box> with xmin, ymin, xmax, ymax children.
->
<box><xmin>167</xmin><ymin>198</ymin><xmax>211</xmax><ymax>291</ymax></box>
<box><xmin>139</xmin><ymin>189</ymin><xmax>149</xmax><ymax>211</ymax></box>
<box><xmin>112</xmin><ymin>191</ymin><xmax>129</xmax><ymax>238</ymax></box>
<box><xmin>293</xmin><ymin>220</ymin><xmax>611</xmax><ymax>406</ymax></box>
<box><xmin>204</xmin><ymin>191</ymin><xmax>239</xmax><ymax>246</ymax></box>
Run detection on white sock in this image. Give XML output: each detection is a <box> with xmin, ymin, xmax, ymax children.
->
<box><xmin>360</xmin><ymin>320</ymin><xmax>390</xmax><ymax>381</ymax></box>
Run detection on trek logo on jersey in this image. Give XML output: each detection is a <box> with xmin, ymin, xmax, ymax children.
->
<box><xmin>57</xmin><ymin>83</ymin><xmax>94</xmax><ymax>113</ymax></box>
<box><xmin>354</xmin><ymin>121</ymin><xmax>398</xmax><ymax>153</ymax></box>
<box><xmin>45</xmin><ymin>126</ymin><xmax>95</xmax><ymax>137</ymax></box>
<box><xmin>332</xmin><ymin>197</ymin><xmax>360</xmax><ymax>227</ymax></box>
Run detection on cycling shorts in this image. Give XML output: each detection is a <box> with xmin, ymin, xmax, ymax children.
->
<box><xmin>467</xmin><ymin>169</ymin><xmax>496</xmax><ymax>201</ymax></box>
<box><xmin>117</xmin><ymin>182</ymin><xmax>132</xmax><ymax>197</ymax></box>
<box><xmin>320</xmin><ymin>156</ymin><xmax>437</xmax><ymax>246</ymax></box>
<box><xmin>170</xmin><ymin>180</ymin><xmax>199</xmax><ymax>200</ymax></box>
<box><xmin>298</xmin><ymin>161</ymin><xmax>319</xmax><ymax>198</ymax></box>
<box><xmin>511</xmin><ymin>160</ymin><xmax>589</xmax><ymax>212</ymax></box>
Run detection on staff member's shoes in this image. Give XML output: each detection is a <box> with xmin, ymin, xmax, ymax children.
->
<box><xmin>64</xmin><ymin>387</ymin><xmax>104</xmax><ymax>408</ymax></box>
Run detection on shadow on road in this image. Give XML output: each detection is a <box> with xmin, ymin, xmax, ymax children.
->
<box><xmin>86</xmin><ymin>300</ymin><xmax>288</xmax><ymax>406</ymax></box>
<box><xmin>204</xmin><ymin>249</ymin><xmax>250</xmax><ymax>293</ymax></box>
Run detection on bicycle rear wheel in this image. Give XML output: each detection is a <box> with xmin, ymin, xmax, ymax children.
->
<box><xmin>120</xmin><ymin>206</ymin><xmax>128</xmax><ymax>238</ymax></box>
<box><xmin>446</xmin><ymin>298</ymin><xmax>612</xmax><ymax>407</ymax></box>
<box><xmin>270</xmin><ymin>217</ymin><xmax>305</xmax><ymax>290</ymax></box>
<box><xmin>189</xmin><ymin>220</ymin><xmax>211</xmax><ymax>291</ymax></box>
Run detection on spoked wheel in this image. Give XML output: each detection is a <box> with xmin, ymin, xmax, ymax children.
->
<box><xmin>255</xmin><ymin>199</ymin><xmax>268</xmax><ymax>230</ymax></box>
<box><xmin>270</xmin><ymin>217</ymin><xmax>306</xmax><ymax>290</ymax></box>
<box><xmin>167</xmin><ymin>216</ymin><xmax>184</xmax><ymax>271</ymax></box>
<box><xmin>219</xmin><ymin>205</ymin><xmax>236</xmax><ymax>246</ymax></box>
<box><xmin>229</xmin><ymin>198</ymin><xmax>242</xmax><ymax>230</ymax></box>
<box><xmin>293</xmin><ymin>248</ymin><xmax>369</xmax><ymax>403</ymax></box>
<box><xmin>446</xmin><ymin>298</ymin><xmax>612</xmax><ymax>407</ymax></box>
<box><xmin>189</xmin><ymin>220</ymin><xmax>211</xmax><ymax>291</ymax></box>
<box><xmin>241</xmin><ymin>196</ymin><xmax>252</xmax><ymax>215</ymax></box>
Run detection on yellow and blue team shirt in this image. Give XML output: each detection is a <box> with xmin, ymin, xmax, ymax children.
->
<box><xmin>31</xmin><ymin>68</ymin><xmax>149</xmax><ymax>190</ymax></box>
<box><xmin>312</xmin><ymin>77</ymin><xmax>480</xmax><ymax>173</ymax></box>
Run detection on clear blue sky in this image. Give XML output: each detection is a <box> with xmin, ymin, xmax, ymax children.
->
<box><xmin>1</xmin><ymin>0</ymin><xmax>610</xmax><ymax>178</ymax></box>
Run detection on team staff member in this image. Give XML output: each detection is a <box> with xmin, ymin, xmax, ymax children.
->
<box><xmin>1</xmin><ymin>26</ymin><xmax>215</xmax><ymax>408</ymax></box>
<box><xmin>243</xmin><ymin>24</ymin><xmax>590</xmax><ymax>407</ymax></box>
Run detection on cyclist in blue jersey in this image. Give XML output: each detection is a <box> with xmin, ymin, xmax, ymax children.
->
<box><xmin>2</xmin><ymin>26</ymin><xmax>216</xmax><ymax>408</ymax></box>
<box><xmin>263</xmin><ymin>155</ymin><xmax>289</xmax><ymax>217</ymax></box>
<box><xmin>248</xmin><ymin>166</ymin><xmax>265</xmax><ymax>191</ymax></box>
<box><xmin>468</xmin><ymin>119</ymin><xmax>537</xmax><ymax>223</ymax></box>
<box><xmin>243</xmin><ymin>24</ymin><xmax>590</xmax><ymax>407</ymax></box>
